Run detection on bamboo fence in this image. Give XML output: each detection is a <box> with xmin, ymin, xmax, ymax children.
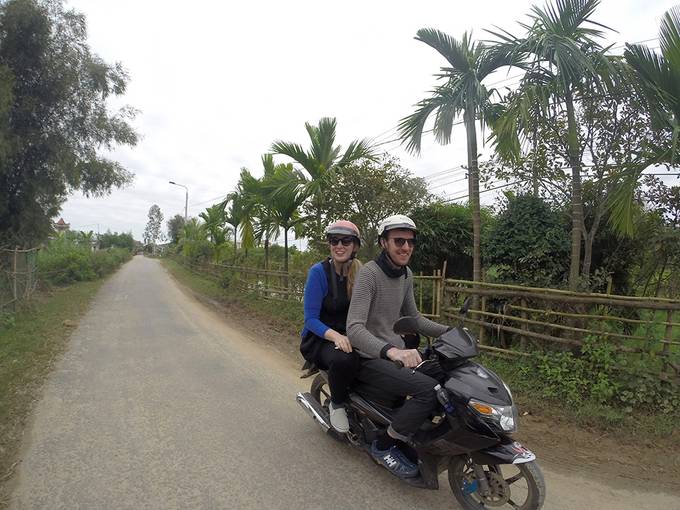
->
<box><xmin>0</xmin><ymin>247</ymin><xmax>39</xmax><ymax>311</ymax></box>
<box><xmin>178</xmin><ymin>257</ymin><xmax>680</xmax><ymax>382</ymax></box>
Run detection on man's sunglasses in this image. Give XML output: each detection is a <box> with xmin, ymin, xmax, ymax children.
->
<box><xmin>390</xmin><ymin>237</ymin><xmax>416</xmax><ymax>248</ymax></box>
<box><xmin>329</xmin><ymin>237</ymin><xmax>355</xmax><ymax>246</ymax></box>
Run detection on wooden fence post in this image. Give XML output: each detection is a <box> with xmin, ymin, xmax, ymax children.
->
<box><xmin>520</xmin><ymin>298</ymin><xmax>528</xmax><ymax>350</ymax></box>
<box><xmin>663</xmin><ymin>310</ymin><xmax>674</xmax><ymax>376</ymax></box>
<box><xmin>478</xmin><ymin>296</ymin><xmax>487</xmax><ymax>345</ymax></box>
<box><xmin>12</xmin><ymin>247</ymin><xmax>18</xmax><ymax>307</ymax></box>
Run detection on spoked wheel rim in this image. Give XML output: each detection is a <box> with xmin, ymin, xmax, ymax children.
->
<box><xmin>449</xmin><ymin>457</ymin><xmax>545</xmax><ymax>510</ymax></box>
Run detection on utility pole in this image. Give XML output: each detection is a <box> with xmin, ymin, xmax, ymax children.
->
<box><xmin>169</xmin><ymin>181</ymin><xmax>188</xmax><ymax>220</ymax></box>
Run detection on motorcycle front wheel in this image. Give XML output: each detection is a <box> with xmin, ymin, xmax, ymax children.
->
<box><xmin>448</xmin><ymin>456</ymin><xmax>546</xmax><ymax>510</ymax></box>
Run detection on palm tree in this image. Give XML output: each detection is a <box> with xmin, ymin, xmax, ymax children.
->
<box><xmin>271</xmin><ymin>117</ymin><xmax>374</xmax><ymax>245</ymax></box>
<box><xmin>398</xmin><ymin>29</ymin><xmax>517</xmax><ymax>290</ymax></box>
<box><xmin>178</xmin><ymin>218</ymin><xmax>208</xmax><ymax>261</ymax></box>
<box><xmin>255</xmin><ymin>154</ymin><xmax>285</xmax><ymax>271</ymax></box>
<box><xmin>266</xmin><ymin>163</ymin><xmax>309</xmax><ymax>273</ymax></box>
<box><xmin>488</xmin><ymin>0</ymin><xmax>615</xmax><ymax>290</ymax></box>
<box><xmin>222</xmin><ymin>191</ymin><xmax>248</xmax><ymax>261</ymax></box>
<box><xmin>232</xmin><ymin>168</ymin><xmax>260</xmax><ymax>258</ymax></box>
<box><xmin>613</xmin><ymin>6</ymin><xmax>680</xmax><ymax>234</ymax></box>
<box><xmin>199</xmin><ymin>204</ymin><xmax>229</xmax><ymax>262</ymax></box>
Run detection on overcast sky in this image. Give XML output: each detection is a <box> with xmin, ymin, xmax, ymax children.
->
<box><xmin>60</xmin><ymin>0</ymin><xmax>678</xmax><ymax>241</ymax></box>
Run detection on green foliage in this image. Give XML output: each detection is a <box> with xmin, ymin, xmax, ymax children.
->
<box><xmin>484</xmin><ymin>194</ymin><xmax>569</xmax><ymax>286</ymax></box>
<box><xmin>0</xmin><ymin>310</ymin><xmax>15</xmax><ymax>330</ymax></box>
<box><xmin>515</xmin><ymin>337</ymin><xmax>680</xmax><ymax>415</ymax></box>
<box><xmin>409</xmin><ymin>201</ymin><xmax>477</xmax><ymax>278</ymax></box>
<box><xmin>98</xmin><ymin>231</ymin><xmax>135</xmax><ymax>251</ymax></box>
<box><xmin>177</xmin><ymin>218</ymin><xmax>211</xmax><ymax>263</ymax></box>
<box><xmin>143</xmin><ymin>204</ymin><xmax>164</xmax><ymax>247</ymax></box>
<box><xmin>0</xmin><ymin>0</ymin><xmax>137</xmax><ymax>246</ymax></box>
<box><xmin>271</xmin><ymin>117</ymin><xmax>375</xmax><ymax>244</ymax></box>
<box><xmin>166</xmin><ymin>215</ymin><xmax>185</xmax><ymax>244</ymax></box>
<box><xmin>37</xmin><ymin>234</ymin><xmax>131</xmax><ymax>285</ymax></box>
<box><xmin>320</xmin><ymin>154</ymin><xmax>431</xmax><ymax>258</ymax></box>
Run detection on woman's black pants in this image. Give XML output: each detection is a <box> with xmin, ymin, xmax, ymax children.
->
<box><xmin>313</xmin><ymin>340</ymin><xmax>361</xmax><ymax>405</ymax></box>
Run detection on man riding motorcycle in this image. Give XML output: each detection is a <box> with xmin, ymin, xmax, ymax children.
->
<box><xmin>346</xmin><ymin>214</ymin><xmax>450</xmax><ymax>478</ymax></box>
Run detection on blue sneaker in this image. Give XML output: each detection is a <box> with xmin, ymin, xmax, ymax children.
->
<box><xmin>370</xmin><ymin>441</ymin><xmax>419</xmax><ymax>478</ymax></box>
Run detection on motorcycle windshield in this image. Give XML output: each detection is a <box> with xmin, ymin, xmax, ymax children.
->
<box><xmin>445</xmin><ymin>362</ymin><xmax>512</xmax><ymax>406</ymax></box>
<box><xmin>433</xmin><ymin>327</ymin><xmax>479</xmax><ymax>361</ymax></box>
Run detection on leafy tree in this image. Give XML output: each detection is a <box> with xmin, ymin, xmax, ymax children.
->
<box><xmin>178</xmin><ymin>218</ymin><xmax>211</xmax><ymax>262</ymax></box>
<box><xmin>409</xmin><ymin>202</ymin><xmax>477</xmax><ymax>279</ymax></box>
<box><xmin>166</xmin><ymin>215</ymin><xmax>185</xmax><ymax>244</ymax></box>
<box><xmin>143</xmin><ymin>204</ymin><xmax>163</xmax><ymax>248</ymax></box>
<box><xmin>636</xmin><ymin>177</ymin><xmax>680</xmax><ymax>296</ymax></box>
<box><xmin>0</xmin><ymin>0</ymin><xmax>137</xmax><ymax>246</ymax></box>
<box><xmin>399</xmin><ymin>29</ymin><xmax>517</xmax><ymax>292</ymax></box>
<box><xmin>488</xmin><ymin>76</ymin><xmax>661</xmax><ymax>282</ymax></box>
<box><xmin>271</xmin><ymin>117</ymin><xmax>374</xmax><ymax>246</ymax></box>
<box><xmin>489</xmin><ymin>0</ymin><xmax>616</xmax><ymax>290</ymax></box>
<box><xmin>98</xmin><ymin>231</ymin><xmax>135</xmax><ymax>251</ymax></box>
<box><xmin>484</xmin><ymin>194</ymin><xmax>570</xmax><ymax>287</ymax></box>
<box><xmin>320</xmin><ymin>154</ymin><xmax>431</xmax><ymax>258</ymax></box>
<box><xmin>618</xmin><ymin>7</ymin><xmax>680</xmax><ymax>234</ymax></box>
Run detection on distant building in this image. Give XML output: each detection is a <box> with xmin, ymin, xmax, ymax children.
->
<box><xmin>54</xmin><ymin>218</ymin><xmax>70</xmax><ymax>233</ymax></box>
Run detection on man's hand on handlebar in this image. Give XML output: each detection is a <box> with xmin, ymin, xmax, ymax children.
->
<box><xmin>386</xmin><ymin>347</ymin><xmax>422</xmax><ymax>368</ymax></box>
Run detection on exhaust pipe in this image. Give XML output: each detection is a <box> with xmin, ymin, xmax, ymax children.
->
<box><xmin>296</xmin><ymin>392</ymin><xmax>331</xmax><ymax>433</ymax></box>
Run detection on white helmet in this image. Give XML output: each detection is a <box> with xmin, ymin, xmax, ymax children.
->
<box><xmin>377</xmin><ymin>214</ymin><xmax>417</xmax><ymax>240</ymax></box>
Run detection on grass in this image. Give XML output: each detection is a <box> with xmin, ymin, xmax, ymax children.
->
<box><xmin>161</xmin><ymin>258</ymin><xmax>304</xmax><ymax>328</ymax></box>
<box><xmin>0</xmin><ymin>279</ymin><xmax>105</xmax><ymax>506</ymax></box>
<box><xmin>480</xmin><ymin>352</ymin><xmax>679</xmax><ymax>440</ymax></box>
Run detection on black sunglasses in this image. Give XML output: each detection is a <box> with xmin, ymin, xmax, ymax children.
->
<box><xmin>391</xmin><ymin>237</ymin><xmax>416</xmax><ymax>248</ymax></box>
<box><xmin>329</xmin><ymin>237</ymin><xmax>355</xmax><ymax>246</ymax></box>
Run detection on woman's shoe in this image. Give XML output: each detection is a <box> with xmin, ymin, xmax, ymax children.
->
<box><xmin>328</xmin><ymin>402</ymin><xmax>350</xmax><ymax>433</ymax></box>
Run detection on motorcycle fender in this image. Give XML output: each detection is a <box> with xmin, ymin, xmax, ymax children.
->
<box><xmin>470</xmin><ymin>441</ymin><xmax>536</xmax><ymax>465</ymax></box>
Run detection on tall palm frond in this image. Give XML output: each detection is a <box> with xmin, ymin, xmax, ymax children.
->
<box><xmin>399</xmin><ymin>28</ymin><xmax>518</xmax><ymax>290</ymax></box>
<box><xmin>271</xmin><ymin>117</ymin><xmax>375</xmax><ymax>243</ymax></box>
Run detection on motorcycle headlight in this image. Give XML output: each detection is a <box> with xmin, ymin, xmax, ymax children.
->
<box><xmin>469</xmin><ymin>399</ymin><xmax>518</xmax><ymax>433</ymax></box>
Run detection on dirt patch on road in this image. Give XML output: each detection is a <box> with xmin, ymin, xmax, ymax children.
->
<box><xmin>169</xmin><ymin>272</ymin><xmax>680</xmax><ymax>497</ymax></box>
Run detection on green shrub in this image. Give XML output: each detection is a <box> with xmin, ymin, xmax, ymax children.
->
<box><xmin>37</xmin><ymin>235</ymin><xmax>132</xmax><ymax>285</ymax></box>
<box><xmin>511</xmin><ymin>337</ymin><xmax>680</xmax><ymax>415</ymax></box>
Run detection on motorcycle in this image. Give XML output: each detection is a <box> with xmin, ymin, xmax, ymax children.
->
<box><xmin>296</xmin><ymin>301</ymin><xmax>546</xmax><ymax>510</ymax></box>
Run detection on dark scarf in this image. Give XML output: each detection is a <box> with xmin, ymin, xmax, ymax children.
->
<box><xmin>375</xmin><ymin>250</ymin><xmax>408</xmax><ymax>279</ymax></box>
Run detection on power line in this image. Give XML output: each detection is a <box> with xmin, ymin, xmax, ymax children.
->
<box><xmin>425</xmin><ymin>166</ymin><xmax>467</xmax><ymax>183</ymax></box>
<box><xmin>188</xmin><ymin>193</ymin><xmax>229</xmax><ymax>210</ymax></box>
<box><xmin>428</xmin><ymin>176</ymin><xmax>468</xmax><ymax>190</ymax></box>
<box><xmin>442</xmin><ymin>180</ymin><xmax>526</xmax><ymax>203</ymax></box>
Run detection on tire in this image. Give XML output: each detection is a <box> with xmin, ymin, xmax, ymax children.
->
<box><xmin>448</xmin><ymin>456</ymin><xmax>546</xmax><ymax>510</ymax></box>
<box><xmin>310</xmin><ymin>374</ymin><xmax>329</xmax><ymax>408</ymax></box>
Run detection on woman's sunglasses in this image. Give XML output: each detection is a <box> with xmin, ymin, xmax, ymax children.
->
<box><xmin>329</xmin><ymin>237</ymin><xmax>355</xmax><ymax>246</ymax></box>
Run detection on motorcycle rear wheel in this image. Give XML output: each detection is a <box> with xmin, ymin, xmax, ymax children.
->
<box><xmin>448</xmin><ymin>456</ymin><xmax>545</xmax><ymax>510</ymax></box>
<box><xmin>310</xmin><ymin>374</ymin><xmax>330</xmax><ymax>409</ymax></box>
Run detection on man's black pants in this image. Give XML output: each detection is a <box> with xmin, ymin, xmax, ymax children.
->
<box><xmin>355</xmin><ymin>358</ymin><xmax>442</xmax><ymax>436</ymax></box>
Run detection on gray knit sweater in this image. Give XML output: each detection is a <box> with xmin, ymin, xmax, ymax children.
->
<box><xmin>347</xmin><ymin>261</ymin><xmax>449</xmax><ymax>359</ymax></box>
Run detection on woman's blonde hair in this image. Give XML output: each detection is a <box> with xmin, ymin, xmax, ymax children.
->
<box><xmin>347</xmin><ymin>257</ymin><xmax>363</xmax><ymax>296</ymax></box>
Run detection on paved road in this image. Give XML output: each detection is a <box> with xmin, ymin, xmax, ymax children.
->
<box><xmin>9</xmin><ymin>257</ymin><xmax>680</xmax><ymax>509</ymax></box>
